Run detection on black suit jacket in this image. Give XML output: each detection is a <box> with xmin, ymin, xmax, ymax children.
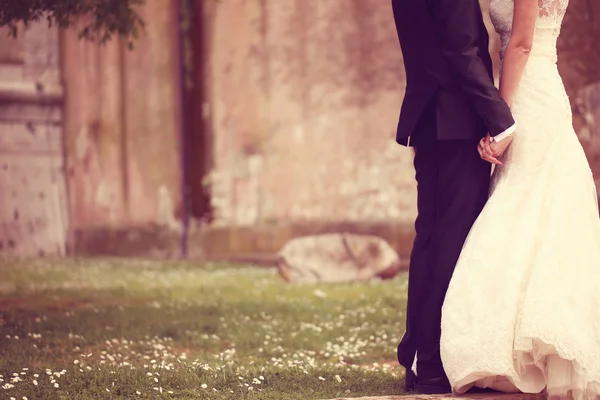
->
<box><xmin>391</xmin><ymin>0</ymin><xmax>515</xmax><ymax>146</ymax></box>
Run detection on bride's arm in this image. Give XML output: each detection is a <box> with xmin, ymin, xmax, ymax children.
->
<box><xmin>499</xmin><ymin>0</ymin><xmax>539</xmax><ymax>107</ymax></box>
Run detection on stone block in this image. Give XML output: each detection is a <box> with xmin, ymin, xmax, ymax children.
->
<box><xmin>277</xmin><ymin>233</ymin><xmax>402</xmax><ymax>283</ymax></box>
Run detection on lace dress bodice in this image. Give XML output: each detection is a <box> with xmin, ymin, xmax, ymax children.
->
<box><xmin>486</xmin><ymin>0</ymin><xmax>573</xmax><ymax>179</ymax></box>
<box><xmin>490</xmin><ymin>0</ymin><xmax>569</xmax><ymax>61</ymax></box>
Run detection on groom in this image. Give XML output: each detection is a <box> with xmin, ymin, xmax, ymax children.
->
<box><xmin>391</xmin><ymin>0</ymin><xmax>516</xmax><ymax>394</ymax></box>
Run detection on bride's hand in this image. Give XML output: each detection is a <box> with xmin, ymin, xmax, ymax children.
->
<box><xmin>478</xmin><ymin>133</ymin><xmax>513</xmax><ymax>165</ymax></box>
<box><xmin>478</xmin><ymin>134</ymin><xmax>502</xmax><ymax>165</ymax></box>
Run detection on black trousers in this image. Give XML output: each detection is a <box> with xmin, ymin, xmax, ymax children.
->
<box><xmin>397</xmin><ymin>110</ymin><xmax>491</xmax><ymax>380</ymax></box>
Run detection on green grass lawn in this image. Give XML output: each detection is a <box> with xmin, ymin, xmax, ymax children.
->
<box><xmin>0</xmin><ymin>258</ymin><xmax>408</xmax><ymax>400</ymax></box>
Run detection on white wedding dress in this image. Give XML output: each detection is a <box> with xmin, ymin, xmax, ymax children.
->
<box><xmin>440</xmin><ymin>1</ymin><xmax>600</xmax><ymax>399</ymax></box>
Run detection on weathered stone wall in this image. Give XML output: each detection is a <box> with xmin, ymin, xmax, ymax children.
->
<box><xmin>559</xmin><ymin>0</ymin><xmax>600</xmax><ymax>192</ymax></box>
<box><xmin>61</xmin><ymin>2</ymin><xmax>185</xmax><ymax>250</ymax></box>
<box><xmin>203</xmin><ymin>0</ymin><xmax>414</xmax><ymax>226</ymax></box>
<box><xmin>0</xmin><ymin>23</ymin><xmax>67</xmax><ymax>256</ymax></box>
<box><xmin>4</xmin><ymin>0</ymin><xmax>597</xmax><ymax>258</ymax></box>
<box><xmin>203</xmin><ymin>0</ymin><xmax>600</xmax><ymax>228</ymax></box>
<box><xmin>203</xmin><ymin>0</ymin><xmax>503</xmax><ymax>227</ymax></box>
<box><xmin>558</xmin><ymin>0</ymin><xmax>600</xmax><ymax>126</ymax></box>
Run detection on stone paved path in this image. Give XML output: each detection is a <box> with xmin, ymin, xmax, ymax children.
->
<box><xmin>325</xmin><ymin>393</ymin><xmax>545</xmax><ymax>400</ymax></box>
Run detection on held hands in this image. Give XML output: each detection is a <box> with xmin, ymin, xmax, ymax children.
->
<box><xmin>478</xmin><ymin>133</ymin><xmax>513</xmax><ymax>165</ymax></box>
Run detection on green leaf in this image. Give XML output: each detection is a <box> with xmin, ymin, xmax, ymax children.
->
<box><xmin>0</xmin><ymin>0</ymin><xmax>146</xmax><ymax>43</ymax></box>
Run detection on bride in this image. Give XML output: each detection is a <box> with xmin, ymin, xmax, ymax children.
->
<box><xmin>440</xmin><ymin>0</ymin><xmax>600</xmax><ymax>399</ymax></box>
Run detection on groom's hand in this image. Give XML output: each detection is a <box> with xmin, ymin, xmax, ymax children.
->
<box><xmin>478</xmin><ymin>133</ymin><xmax>513</xmax><ymax>165</ymax></box>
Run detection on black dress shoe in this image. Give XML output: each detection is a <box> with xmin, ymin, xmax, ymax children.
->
<box><xmin>415</xmin><ymin>376</ymin><xmax>452</xmax><ymax>395</ymax></box>
<box><xmin>403</xmin><ymin>368</ymin><xmax>417</xmax><ymax>392</ymax></box>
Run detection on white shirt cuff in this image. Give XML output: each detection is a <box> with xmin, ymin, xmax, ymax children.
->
<box><xmin>491</xmin><ymin>124</ymin><xmax>516</xmax><ymax>142</ymax></box>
